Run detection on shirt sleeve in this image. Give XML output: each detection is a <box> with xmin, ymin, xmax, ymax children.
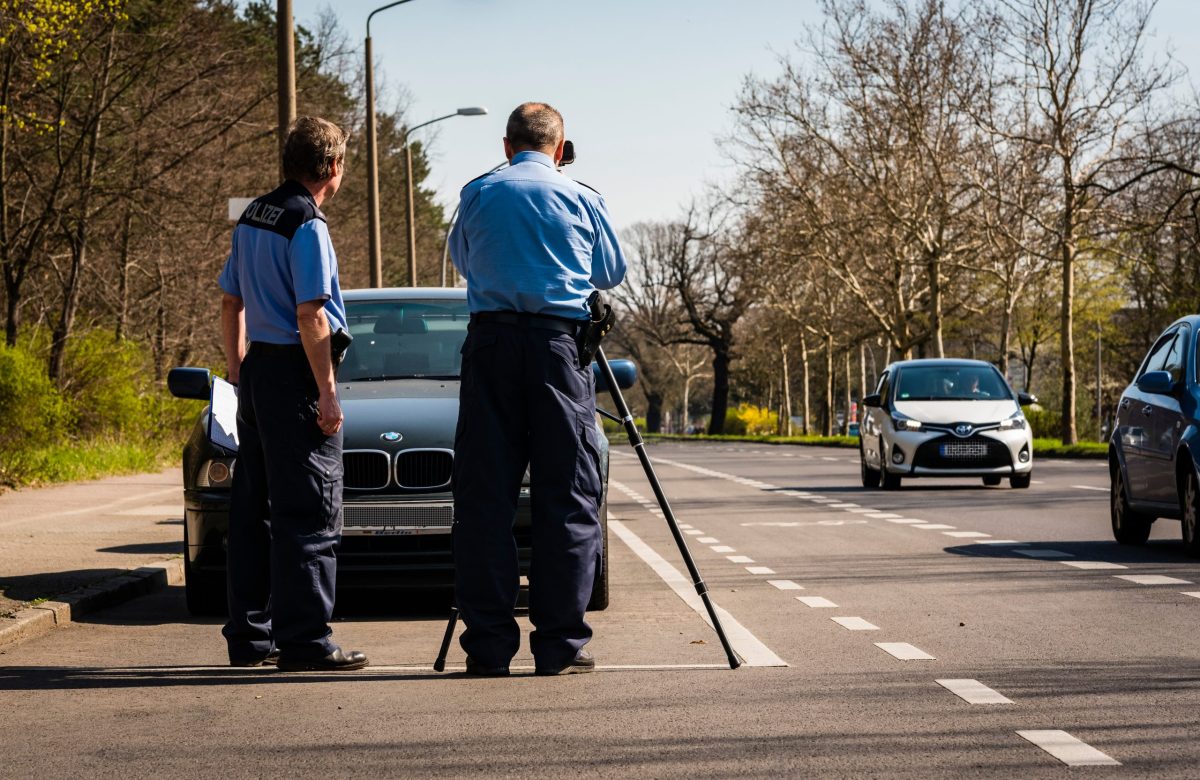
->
<box><xmin>289</xmin><ymin>219</ymin><xmax>335</xmax><ymax>304</ymax></box>
<box><xmin>449</xmin><ymin>187</ymin><xmax>477</xmax><ymax>278</ymax></box>
<box><xmin>585</xmin><ymin>194</ymin><xmax>627</xmax><ymax>290</ymax></box>
<box><xmin>217</xmin><ymin>228</ymin><xmax>241</xmax><ymax>296</ymax></box>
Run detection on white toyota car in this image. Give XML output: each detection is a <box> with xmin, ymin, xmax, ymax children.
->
<box><xmin>859</xmin><ymin>359</ymin><xmax>1036</xmax><ymax>490</ymax></box>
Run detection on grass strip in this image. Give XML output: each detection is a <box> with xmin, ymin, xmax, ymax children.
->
<box><xmin>0</xmin><ymin>438</ymin><xmax>180</xmax><ymax>489</ymax></box>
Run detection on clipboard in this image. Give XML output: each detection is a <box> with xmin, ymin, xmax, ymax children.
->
<box><xmin>208</xmin><ymin>375</ymin><xmax>240</xmax><ymax>452</ymax></box>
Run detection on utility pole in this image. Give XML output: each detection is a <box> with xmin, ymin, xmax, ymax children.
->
<box><xmin>405</xmin><ymin>136</ymin><xmax>417</xmax><ymax>286</ymax></box>
<box><xmin>365</xmin><ymin>34</ymin><xmax>382</xmax><ymax>287</ymax></box>
<box><xmin>277</xmin><ymin>0</ymin><xmax>296</xmax><ymax>180</ymax></box>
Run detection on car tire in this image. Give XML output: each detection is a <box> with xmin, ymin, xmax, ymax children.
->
<box><xmin>587</xmin><ymin>496</ymin><xmax>610</xmax><ymax>611</ymax></box>
<box><xmin>1181</xmin><ymin>469</ymin><xmax>1200</xmax><ymax>558</ymax></box>
<box><xmin>983</xmin><ymin>476</ymin><xmax>1002</xmax><ymax>487</ymax></box>
<box><xmin>184</xmin><ymin>525</ymin><xmax>228</xmax><ymax>617</ymax></box>
<box><xmin>1009</xmin><ymin>473</ymin><xmax>1031</xmax><ymax>489</ymax></box>
<box><xmin>860</xmin><ymin>441</ymin><xmax>881</xmax><ymax>488</ymax></box>
<box><xmin>881</xmin><ymin>458</ymin><xmax>902</xmax><ymax>491</ymax></box>
<box><xmin>1111</xmin><ymin>464</ymin><xmax>1153</xmax><ymax>545</ymax></box>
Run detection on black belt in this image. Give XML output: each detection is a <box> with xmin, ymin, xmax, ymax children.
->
<box><xmin>249</xmin><ymin>341</ymin><xmax>305</xmax><ymax>355</ymax></box>
<box><xmin>471</xmin><ymin>311</ymin><xmax>584</xmax><ymax>335</ymax></box>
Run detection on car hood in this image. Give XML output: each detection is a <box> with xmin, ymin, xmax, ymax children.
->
<box><xmin>341</xmin><ymin>379</ymin><xmax>459</xmax><ymax>451</ymax></box>
<box><xmin>892</xmin><ymin>399</ymin><xmax>1018</xmax><ymax>425</ymax></box>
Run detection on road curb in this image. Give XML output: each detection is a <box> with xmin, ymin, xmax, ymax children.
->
<box><xmin>0</xmin><ymin>559</ymin><xmax>184</xmax><ymax>651</ymax></box>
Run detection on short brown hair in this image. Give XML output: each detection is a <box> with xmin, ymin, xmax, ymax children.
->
<box><xmin>505</xmin><ymin>102</ymin><xmax>564</xmax><ymax>152</ymax></box>
<box><xmin>282</xmin><ymin>116</ymin><xmax>348</xmax><ymax>182</ymax></box>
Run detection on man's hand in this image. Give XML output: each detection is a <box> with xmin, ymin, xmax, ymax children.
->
<box><xmin>317</xmin><ymin>389</ymin><xmax>343</xmax><ymax>435</ymax></box>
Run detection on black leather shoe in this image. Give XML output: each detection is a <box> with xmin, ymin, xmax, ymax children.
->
<box><xmin>535</xmin><ymin>649</ymin><xmax>595</xmax><ymax>676</ymax></box>
<box><xmin>230</xmin><ymin>649</ymin><xmax>280</xmax><ymax>668</ymax></box>
<box><xmin>277</xmin><ymin>647</ymin><xmax>369</xmax><ymax>672</ymax></box>
<box><xmin>465</xmin><ymin>656</ymin><xmax>510</xmax><ymax>677</ymax></box>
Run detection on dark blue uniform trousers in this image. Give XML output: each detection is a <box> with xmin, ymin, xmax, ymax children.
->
<box><xmin>452</xmin><ymin>320</ymin><xmax>604</xmax><ymax>671</ymax></box>
<box><xmin>222</xmin><ymin>344</ymin><xmax>343</xmax><ymax>664</ymax></box>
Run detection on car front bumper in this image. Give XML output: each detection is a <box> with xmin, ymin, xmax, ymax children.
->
<box><xmin>883</xmin><ymin>428</ymin><xmax>1034</xmax><ymax>477</ymax></box>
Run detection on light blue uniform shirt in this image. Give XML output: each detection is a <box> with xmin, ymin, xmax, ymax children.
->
<box><xmin>218</xmin><ymin>180</ymin><xmax>347</xmax><ymax>345</ymax></box>
<box><xmin>449</xmin><ymin>151</ymin><xmax>626</xmax><ymax>320</ymax></box>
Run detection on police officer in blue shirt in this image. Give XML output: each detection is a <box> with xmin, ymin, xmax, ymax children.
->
<box><xmin>218</xmin><ymin>116</ymin><xmax>367</xmax><ymax>672</ymax></box>
<box><xmin>449</xmin><ymin>102</ymin><xmax>626</xmax><ymax>676</ymax></box>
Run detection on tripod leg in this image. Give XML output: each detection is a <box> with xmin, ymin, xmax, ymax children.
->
<box><xmin>594</xmin><ymin>347</ymin><xmax>742</xmax><ymax>670</ymax></box>
<box><xmin>433</xmin><ymin>606</ymin><xmax>459</xmax><ymax>672</ymax></box>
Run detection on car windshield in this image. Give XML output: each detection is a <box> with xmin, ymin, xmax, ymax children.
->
<box><xmin>893</xmin><ymin>365</ymin><xmax>1011</xmax><ymax>401</ymax></box>
<box><xmin>340</xmin><ymin>298</ymin><xmax>469</xmax><ymax>381</ymax></box>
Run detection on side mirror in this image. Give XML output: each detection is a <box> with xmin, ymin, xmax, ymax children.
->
<box><xmin>168</xmin><ymin>367</ymin><xmax>212</xmax><ymax>400</ymax></box>
<box><xmin>1136</xmin><ymin>370</ymin><xmax>1174</xmax><ymax>395</ymax></box>
<box><xmin>593</xmin><ymin>359</ymin><xmax>637</xmax><ymax>391</ymax></box>
<box><xmin>861</xmin><ymin>393</ymin><xmax>881</xmax><ymax>408</ymax></box>
<box><xmin>1017</xmin><ymin>392</ymin><xmax>1038</xmax><ymax>406</ymax></box>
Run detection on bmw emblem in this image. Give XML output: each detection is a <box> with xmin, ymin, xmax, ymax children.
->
<box><xmin>954</xmin><ymin>423</ymin><xmax>973</xmax><ymax>437</ymax></box>
<box><xmin>380</xmin><ymin>431</ymin><xmax>403</xmax><ymax>443</ymax></box>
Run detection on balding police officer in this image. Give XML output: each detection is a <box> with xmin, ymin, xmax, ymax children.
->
<box><xmin>449</xmin><ymin>102</ymin><xmax>626</xmax><ymax>676</ymax></box>
<box><xmin>218</xmin><ymin>116</ymin><xmax>368</xmax><ymax>672</ymax></box>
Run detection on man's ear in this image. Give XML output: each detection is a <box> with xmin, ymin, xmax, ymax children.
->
<box><xmin>503</xmin><ymin>137</ymin><xmax>514</xmax><ymax>161</ymax></box>
<box><xmin>552</xmin><ymin>137</ymin><xmax>565</xmax><ymax>165</ymax></box>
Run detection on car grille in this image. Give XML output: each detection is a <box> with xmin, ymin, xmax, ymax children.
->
<box><xmin>344</xmin><ymin>451</ymin><xmax>390</xmax><ymax>490</ymax></box>
<box><xmin>395</xmin><ymin>449</ymin><xmax>453</xmax><ymax>489</ymax></box>
<box><xmin>343</xmin><ymin>502</ymin><xmax>453</xmax><ymax>528</ymax></box>
<box><xmin>913</xmin><ymin>436</ymin><xmax>1012</xmax><ymax>470</ymax></box>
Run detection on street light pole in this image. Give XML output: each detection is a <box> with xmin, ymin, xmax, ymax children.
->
<box><xmin>401</xmin><ymin>107</ymin><xmax>487</xmax><ymax>286</ymax></box>
<box><xmin>365</xmin><ymin>0</ymin><xmax>417</xmax><ymax>288</ymax></box>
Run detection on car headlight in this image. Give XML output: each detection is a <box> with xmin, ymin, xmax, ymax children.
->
<box><xmin>197</xmin><ymin>458</ymin><xmax>235</xmax><ymax>488</ymax></box>
<box><xmin>998</xmin><ymin>413</ymin><xmax>1027</xmax><ymax>431</ymax></box>
<box><xmin>891</xmin><ymin>415</ymin><xmax>922</xmax><ymax>432</ymax></box>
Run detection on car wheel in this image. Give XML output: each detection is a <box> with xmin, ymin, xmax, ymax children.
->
<box><xmin>1111</xmin><ymin>464</ymin><xmax>1153</xmax><ymax>545</ymax></box>
<box><xmin>983</xmin><ymin>476</ymin><xmax>1002</xmax><ymax>487</ymax></box>
<box><xmin>860</xmin><ymin>441</ymin><xmax>881</xmax><ymax>488</ymax></box>
<box><xmin>1009</xmin><ymin>473</ymin><xmax>1031</xmax><ymax>489</ymax></box>
<box><xmin>587</xmin><ymin>496</ymin><xmax>609</xmax><ymax>611</ymax></box>
<box><xmin>184</xmin><ymin>524</ymin><xmax>228</xmax><ymax>617</ymax></box>
<box><xmin>1181</xmin><ymin>470</ymin><xmax>1200</xmax><ymax>558</ymax></box>
<box><xmin>881</xmin><ymin>458</ymin><xmax>902</xmax><ymax>491</ymax></box>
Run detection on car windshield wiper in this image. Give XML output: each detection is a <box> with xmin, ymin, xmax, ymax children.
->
<box><xmin>346</xmin><ymin>374</ymin><xmax>460</xmax><ymax>382</ymax></box>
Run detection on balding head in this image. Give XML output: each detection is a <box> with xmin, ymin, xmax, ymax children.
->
<box><xmin>505</xmin><ymin>102</ymin><xmax>564</xmax><ymax>155</ymax></box>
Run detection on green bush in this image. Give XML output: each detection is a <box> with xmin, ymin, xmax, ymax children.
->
<box><xmin>60</xmin><ymin>330</ymin><xmax>154</xmax><ymax>439</ymax></box>
<box><xmin>1023</xmin><ymin>406</ymin><xmax>1062</xmax><ymax>439</ymax></box>
<box><xmin>0</xmin><ymin>344</ymin><xmax>71</xmax><ymax>454</ymax></box>
<box><xmin>724</xmin><ymin>403</ymin><xmax>779</xmax><ymax>435</ymax></box>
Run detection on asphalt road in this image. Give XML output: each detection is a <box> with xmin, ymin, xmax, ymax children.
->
<box><xmin>3</xmin><ymin>442</ymin><xmax>1199</xmax><ymax>778</ymax></box>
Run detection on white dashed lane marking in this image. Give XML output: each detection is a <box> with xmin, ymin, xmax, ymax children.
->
<box><xmin>797</xmin><ymin>596</ymin><xmax>838</xmax><ymax>608</ymax></box>
<box><xmin>1017</xmin><ymin>549</ymin><xmax>1074</xmax><ymax>559</ymax></box>
<box><xmin>875</xmin><ymin>642</ymin><xmax>935</xmax><ymax>660</ymax></box>
<box><xmin>697</xmin><ymin>537</ymin><xmax>719</xmax><ymax>544</ymax></box>
<box><xmin>767</xmin><ymin>580</ymin><xmax>803</xmax><ymax>590</ymax></box>
<box><xmin>885</xmin><ymin>518</ymin><xmax>926</xmax><ymax>524</ymax></box>
<box><xmin>1115</xmin><ymin>574</ymin><xmax>1193</xmax><ymax>585</ymax></box>
<box><xmin>936</xmin><ymin>679</ymin><xmax>1013</xmax><ymax>704</ymax></box>
<box><xmin>1016</xmin><ymin>730</ymin><xmax>1120</xmax><ymax>767</ymax></box>
<box><xmin>745</xmin><ymin>566</ymin><xmax>776</xmax><ymax>575</ymax></box>
<box><xmin>1061</xmin><ymin>561</ymin><xmax>1128</xmax><ymax>570</ymax></box>
<box><xmin>913</xmin><ymin>524</ymin><xmax>956</xmax><ymax>530</ymax></box>
<box><xmin>684</xmin><ymin>530</ymin><xmax>703</xmax><ymax>536</ymax></box>
<box><xmin>831</xmin><ymin>617</ymin><xmax>879</xmax><ymax>631</ymax></box>
<box><xmin>726</xmin><ymin>555</ymin><xmax>755</xmax><ymax>564</ymax></box>
<box><xmin>1071</xmin><ymin>485</ymin><xmax>1108</xmax><ymax>492</ymax></box>
<box><xmin>710</xmin><ymin>545</ymin><xmax>735</xmax><ymax>553</ymax></box>
<box><xmin>944</xmin><ymin>531</ymin><xmax>991</xmax><ymax>539</ymax></box>
<box><xmin>1183</xmin><ymin>592</ymin><xmax>1200</xmax><ymax>599</ymax></box>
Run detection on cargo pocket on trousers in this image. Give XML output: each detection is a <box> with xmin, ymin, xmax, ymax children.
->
<box><xmin>304</xmin><ymin>450</ymin><xmax>344</xmax><ymax>534</ymax></box>
<box><xmin>574</xmin><ymin>412</ymin><xmax>603</xmax><ymax>502</ymax></box>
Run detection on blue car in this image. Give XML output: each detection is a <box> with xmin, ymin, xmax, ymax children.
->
<box><xmin>1109</xmin><ymin>314</ymin><xmax>1200</xmax><ymax>553</ymax></box>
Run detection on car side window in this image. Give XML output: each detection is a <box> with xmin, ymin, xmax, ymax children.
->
<box><xmin>1162</xmin><ymin>326</ymin><xmax>1189</xmax><ymax>384</ymax></box>
<box><xmin>876</xmin><ymin>371</ymin><xmax>890</xmax><ymax>403</ymax></box>
<box><xmin>1139</xmin><ymin>329</ymin><xmax>1178</xmax><ymax>378</ymax></box>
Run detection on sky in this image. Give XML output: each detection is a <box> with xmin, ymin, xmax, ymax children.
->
<box><xmin>277</xmin><ymin>0</ymin><xmax>1200</xmax><ymax>231</ymax></box>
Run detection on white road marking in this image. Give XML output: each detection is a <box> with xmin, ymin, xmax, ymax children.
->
<box><xmin>1071</xmin><ymin>485</ymin><xmax>1108</xmax><ymax>492</ymax></box>
<box><xmin>677</xmin><ymin>524</ymin><xmax>694</xmax><ymax>530</ymax></box>
<box><xmin>978</xmin><ymin>539</ymin><xmax>1027</xmax><ymax>545</ymax></box>
<box><xmin>0</xmin><ymin>486</ymin><xmax>180</xmax><ymax>529</ymax></box>
<box><xmin>740</xmin><ymin>522</ymin><xmax>801</xmax><ymax>527</ymax></box>
<box><xmin>746</xmin><ymin>566</ymin><xmax>776</xmax><ymax>575</ymax></box>
<box><xmin>829</xmin><ymin>503</ymin><xmax>860</xmax><ymax>508</ymax></box>
<box><xmin>884</xmin><ymin>517</ymin><xmax>927</xmax><ymax>524</ymax></box>
<box><xmin>831</xmin><ymin>617</ymin><xmax>879</xmax><ymax>631</ymax></box>
<box><xmin>1115</xmin><ymin>574</ymin><xmax>1193</xmax><ymax>585</ymax></box>
<box><xmin>114</xmin><ymin>504</ymin><xmax>186</xmax><ymax>516</ymax></box>
<box><xmin>811</xmin><ymin>498</ymin><xmax>840</xmax><ymax>504</ymax></box>
<box><xmin>1061</xmin><ymin>561</ymin><xmax>1128</xmax><ymax>570</ymax></box>
<box><xmin>944</xmin><ymin>531</ymin><xmax>992</xmax><ymax>539</ymax></box>
<box><xmin>1017</xmin><ymin>549</ymin><xmax>1074</xmax><ymax>559</ymax></box>
<box><xmin>845</xmin><ymin>508</ymin><xmax>881</xmax><ymax>514</ymax></box>
<box><xmin>936</xmin><ymin>679</ymin><xmax>1013</xmax><ymax>704</ymax></box>
<box><xmin>684</xmin><ymin>530</ymin><xmax>704</xmax><ymax>536</ymax></box>
<box><xmin>710</xmin><ymin>545</ymin><xmax>735</xmax><ymax>553</ymax></box>
<box><xmin>767</xmin><ymin>580</ymin><xmax>803</xmax><ymax>590</ymax></box>
<box><xmin>1031</xmin><ymin>480</ymin><xmax>1046</xmax><ymax>484</ymax></box>
<box><xmin>608</xmin><ymin>518</ymin><xmax>787</xmax><ymax>667</ymax></box>
<box><xmin>727</xmin><ymin>555</ymin><xmax>755</xmax><ymax>563</ymax></box>
<box><xmin>913</xmin><ymin>524</ymin><xmax>956</xmax><ymax>530</ymax></box>
<box><xmin>821</xmin><ymin>457</ymin><xmax>840</xmax><ymax>461</ymax></box>
<box><xmin>865</xmin><ymin>512</ymin><xmax>902</xmax><ymax>519</ymax></box>
<box><xmin>697</xmin><ymin>537</ymin><xmax>719</xmax><ymax>544</ymax></box>
<box><xmin>875</xmin><ymin>642</ymin><xmax>935</xmax><ymax>660</ymax></box>
<box><xmin>1182</xmin><ymin>592</ymin><xmax>1200</xmax><ymax>599</ymax></box>
<box><xmin>797</xmin><ymin>596</ymin><xmax>838</xmax><ymax>608</ymax></box>
<box><xmin>1016</xmin><ymin>730</ymin><xmax>1120</xmax><ymax>767</ymax></box>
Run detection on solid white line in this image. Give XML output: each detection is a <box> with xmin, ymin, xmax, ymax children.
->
<box><xmin>727</xmin><ymin>555</ymin><xmax>755</xmax><ymax>564</ymax></box>
<box><xmin>831</xmin><ymin>616</ymin><xmax>879</xmax><ymax>631</ymax></box>
<box><xmin>710</xmin><ymin>545</ymin><xmax>735</xmax><ymax>553</ymax></box>
<box><xmin>875</xmin><ymin>642</ymin><xmax>935</xmax><ymax>660</ymax></box>
<box><xmin>1061</xmin><ymin>561</ymin><xmax>1128</xmax><ymax>570</ymax></box>
<box><xmin>745</xmin><ymin>566</ymin><xmax>776</xmax><ymax>575</ymax></box>
<box><xmin>913</xmin><ymin>524</ymin><xmax>956</xmax><ymax>530</ymax></box>
<box><xmin>944</xmin><ymin>531</ymin><xmax>992</xmax><ymax>539</ymax></box>
<box><xmin>767</xmin><ymin>580</ymin><xmax>803</xmax><ymax>590</ymax></box>
<box><xmin>1071</xmin><ymin>485</ymin><xmax>1108</xmax><ymax>492</ymax></box>
<box><xmin>936</xmin><ymin>679</ymin><xmax>1013</xmax><ymax>704</ymax></box>
<box><xmin>1017</xmin><ymin>549</ymin><xmax>1074</xmax><ymax>559</ymax></box>
<box><xmin>608</xmin><ymin>519</ymin><xmax>787</xmax><ymax>667</ymax></box>
<box><xmin>1115</xmin><ymin>574</ymin><xmax>1193</xmax><ymax>585</ymax></box>
<box><xmin>1016</xmin><ymin>730</ymin><xmax>1120</xmax><ymax>766</ymax></box>
<box><xmin>697</xmin><ymin>537</ymin><xmax>719</xmax><ymax>544</ymax></box>
<box><xmin>797</xmin><ymin>596</ymin><xmax>837</xmax><ymax>608</ymax></box>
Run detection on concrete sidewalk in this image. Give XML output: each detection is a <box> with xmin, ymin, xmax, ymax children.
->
<box><xmin>0</xmin><ymin>468</ymin><xmax>183</xmax><ymax>631</ymax></box>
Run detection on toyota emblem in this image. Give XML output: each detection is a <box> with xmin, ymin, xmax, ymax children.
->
<box><xmin>954</xmin><ymin>423</ymin><xmax>973</xmax><ymax>437</ymax></box>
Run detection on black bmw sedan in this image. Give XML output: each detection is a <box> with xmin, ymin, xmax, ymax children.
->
<box><xmin>169</xmin><ymin>287</ymin><xmax>633</xmax><ymax>615</ymax></box>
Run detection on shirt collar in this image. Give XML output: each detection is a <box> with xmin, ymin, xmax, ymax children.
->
<box><xmin>510</xmin><ymin>150</ymin><xmax>555</xmax><ymax>169</ymax></box>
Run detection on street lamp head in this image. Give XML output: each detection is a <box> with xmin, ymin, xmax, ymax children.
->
<box><xmin>456</xmin><ymin>107</ymin><xmax>488</xmax><ymax>116</ymax></box>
